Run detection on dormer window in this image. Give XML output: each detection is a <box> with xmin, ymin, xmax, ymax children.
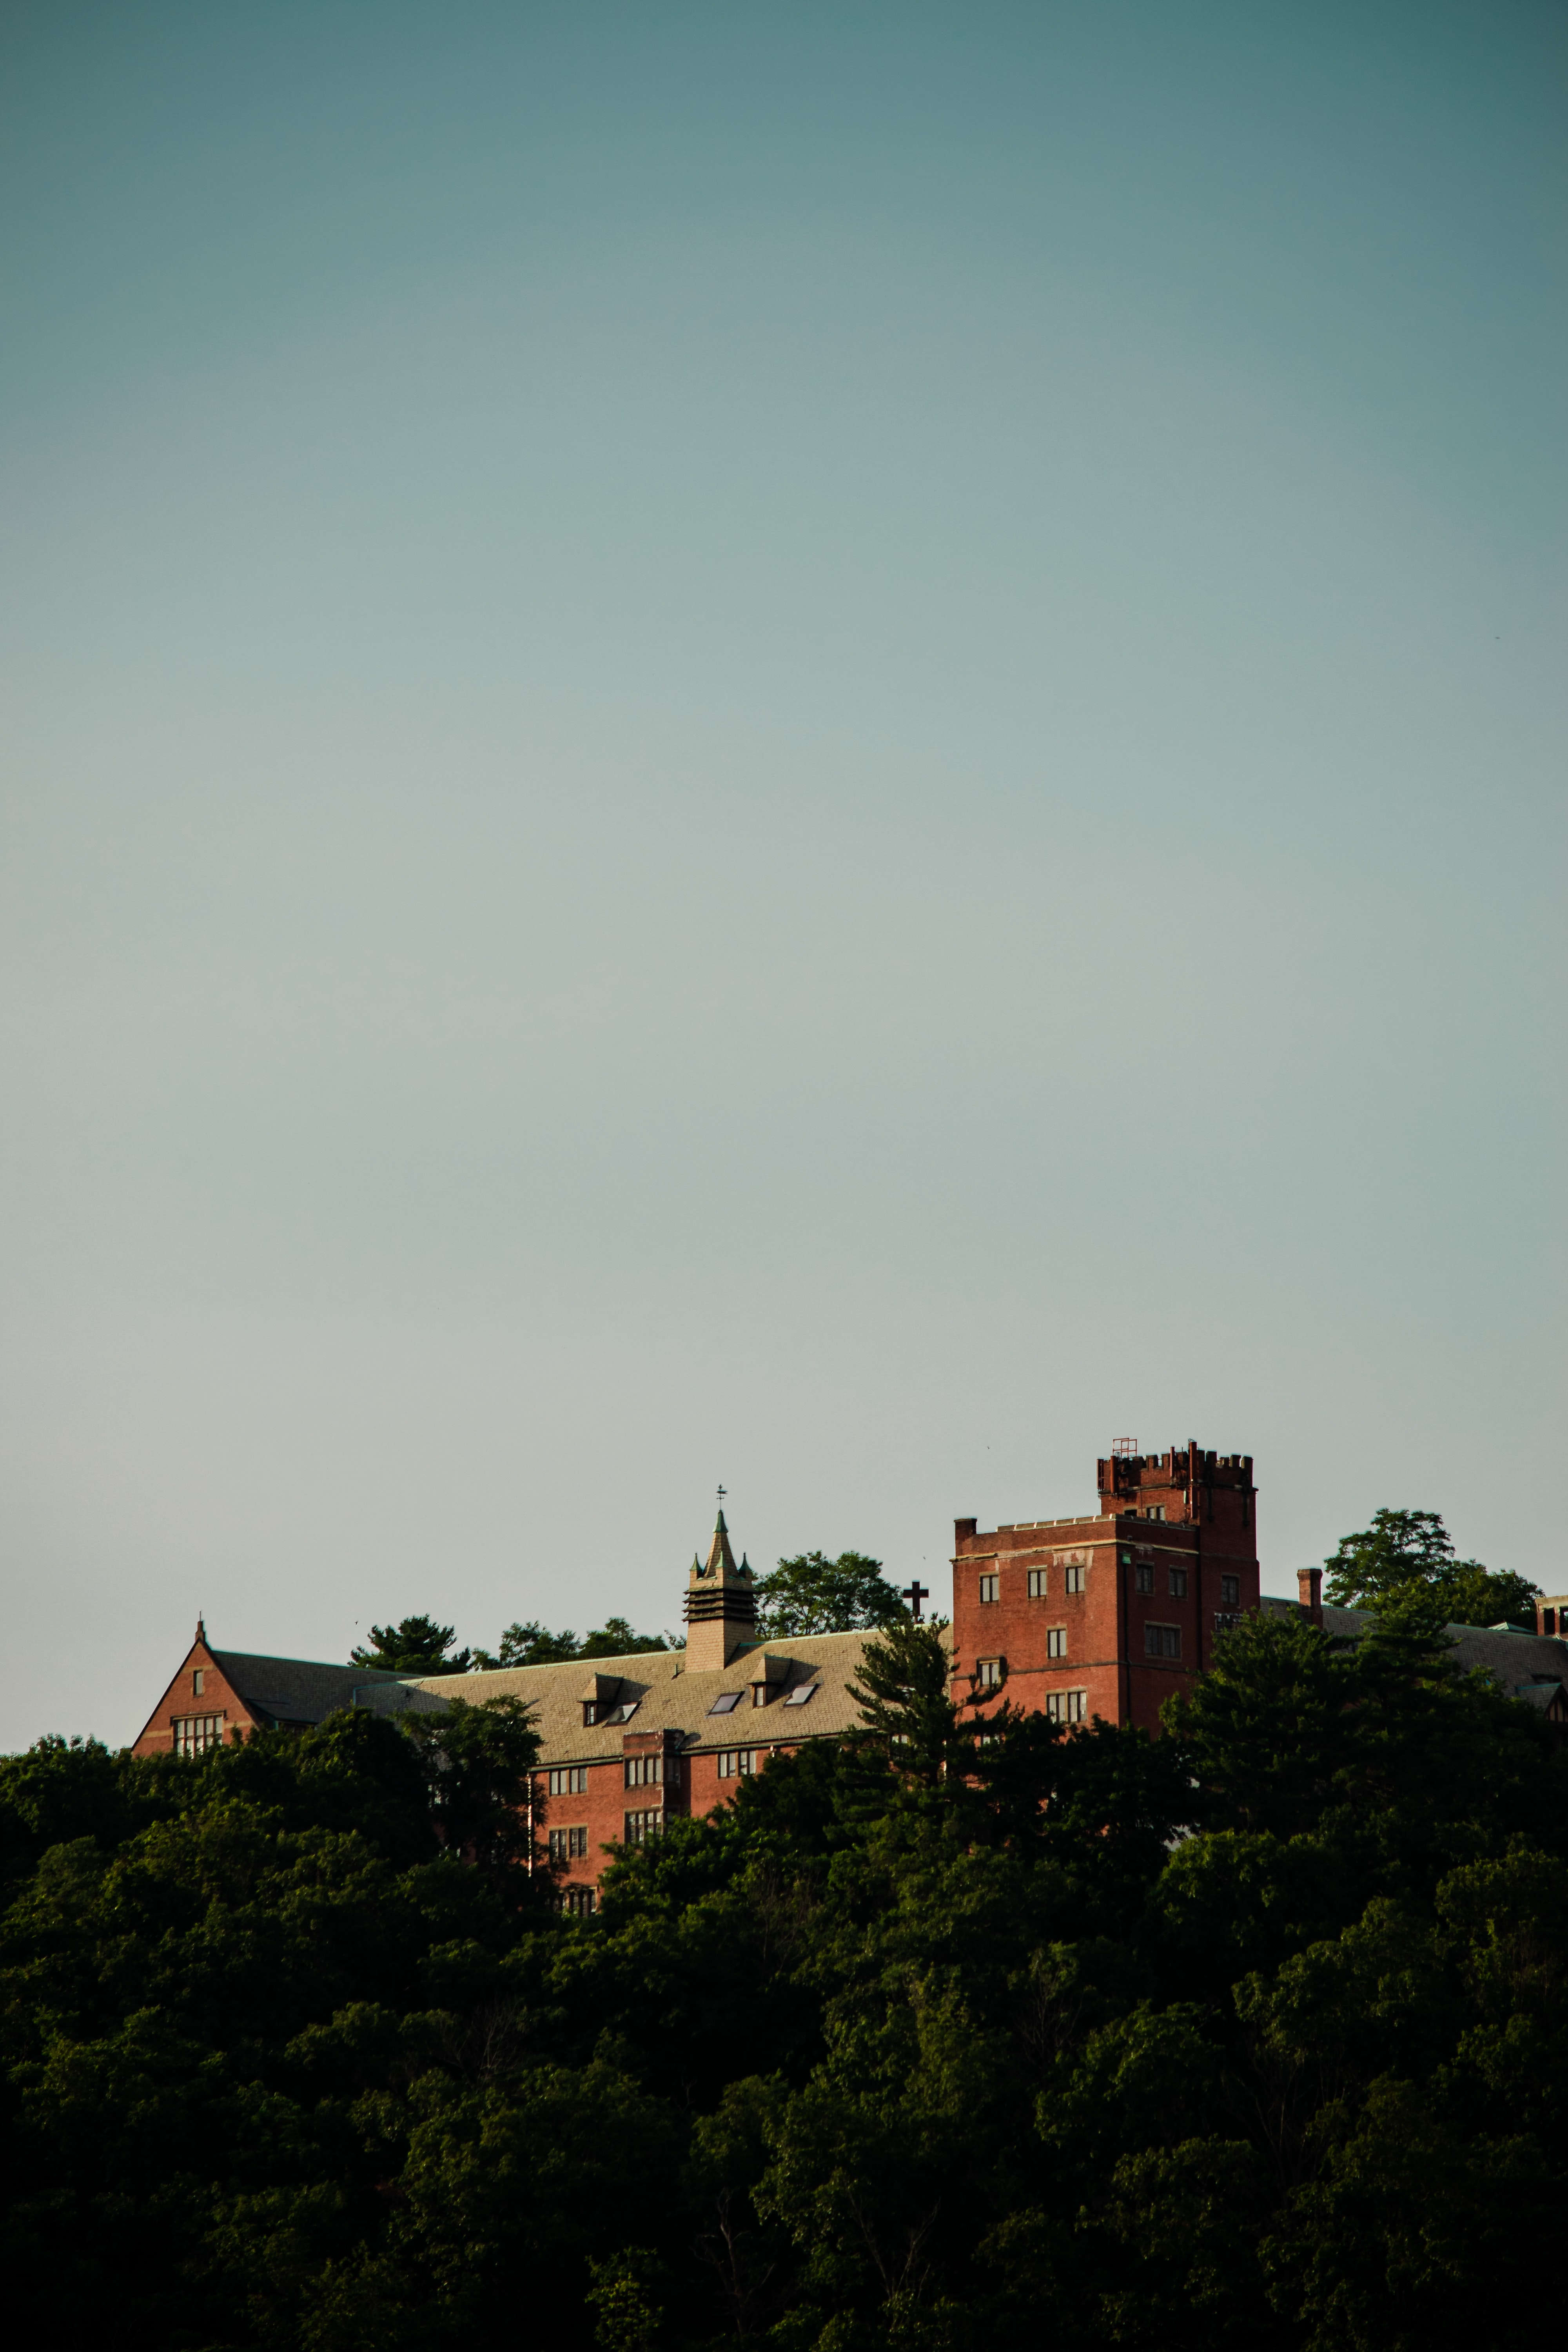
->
<box><xmin>580</xmin><ymin>1672</ymin><xmax>631</xmax><ymax>1728</ymax></box>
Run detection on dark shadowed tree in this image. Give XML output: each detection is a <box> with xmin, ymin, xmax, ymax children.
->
<box><xmin>403</xmin><ymin>1693</ymin><xmax>543</xmax><ymax>1875</ymax></box>
<box><xmin>473</xmin><ymin>1617</ymin><xmax>670</xmax><ymax>1668</ymax></box>
<box><xmin>350</xmin><ymin>1615</ymin><xmax>472</xmax><ymax>1674</ymax></box>
<box><xmin>473</xmin><ymin>1620</ymin><xmax>583</xmax><ymax>1668</ymax></box>
<box><xmin>1323</xmin><ymin>1507</ymin><xmax>1538</xmax><ymax>1626</ymax></box>
<box><xmin>755</xmin><ymin>1550</ymin><xmax>907</xmax><ymax>1637</ymax></box>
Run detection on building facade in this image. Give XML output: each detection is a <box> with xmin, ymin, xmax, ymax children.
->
<box><xmin>131</xmin><ymin>1443</ymin><xmax>1568</xmax><ymax>1899</ymax></box>
<box><xmin>949</xmin><ymin>1441</ymin><xmax>1260</xmax><ymax>1733</ymax></box>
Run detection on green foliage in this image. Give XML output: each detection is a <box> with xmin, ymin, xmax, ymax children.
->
<box><xmin>350</xmin><ymin>1615</ymin><xmax>472</xmax><ymax>1674</ymax></box>
<box><xmin>1323</xmin><ymin>1506</ymin><xmax>1539</xmax><ymax>1626</ymax></box>
<box><xmin>755</xmin><ymin>1551</ymin><xmax>908</xmax><ymax>1637</ymax></box>
<box><xmin>472</xmin><ymin>1616</ymin><xmax>671</xmax><ymax>1669</ymax></box>
<box><xmin>1</xmin><ymin>1620</ymin><xmax>1565</xmax><ymax>2350</ymax></box>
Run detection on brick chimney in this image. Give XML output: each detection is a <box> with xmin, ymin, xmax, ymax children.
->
<box><xmin>1298</xmin><ymin>1566</ymin><xmax>1323</xmax><ymax>1623</ymax></box>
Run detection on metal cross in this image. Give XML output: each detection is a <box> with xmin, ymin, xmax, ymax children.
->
<box><xmin>717</xmin><ymin>1484</ymin><xmax>727</xmax><ymax>1504</ymax></box>
<box><xmin>902</xmin><ymin>1579</ymin><xmax>930</xmax><ymax>1621</ymax></box>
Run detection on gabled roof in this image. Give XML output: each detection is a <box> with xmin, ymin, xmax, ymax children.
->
<box><xmin>404</xmin><ymin>1628</ymin><xmax>909</xmax><ymax>1765</ymax></box>
<box><xmin>1261</xmin><ymin>1598</ymin><xmax>1568</xmax><ymax>1702</ymax></box>
<box><xmin>211</xmin><ymin>1649</ymin><xmax>404</xmax><ymax>1728</ymax></box>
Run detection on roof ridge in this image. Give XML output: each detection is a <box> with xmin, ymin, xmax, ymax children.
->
<box><xmin>212</xmin><ymin>1648</ymin><xmax>404</xmax><ymax>1678</ymax></box>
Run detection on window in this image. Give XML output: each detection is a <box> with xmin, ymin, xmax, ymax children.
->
<box><xmin>1064</xmin><ymin>1564</ymin><xmax>1085</xmax><ymax>1595</ymax></box>
<box><xmin>1027</xmin><ymin>1568</ymin><xmax>1047</xmax><ymax>1598</ymax></box>
<box><xmin>717</xmin><ymin>1749</ymin><xmax>759</xmax><ymax>1779</ymax></box>
<box><xmin>1135</xmin><ymin>1563</ymin><xmax>1154</xmax><ymax>1596</ymax></box>
<box><xmin>608</xmin><ymin>1700</ymin><xmax>639</xmax><ymax>1724</ymax></box>
<box><xmin>1045</xmin><ymin>1627</ymin><xmax>1067</xmax><ymax>1659</ymax></box>
<box><xmin>707</xmin><ymin>1690</ymin><xmax>743</xmax><ymax>1715</ymax></box>
<box><xmin>1221</xmin><ymin>1575</ymin><xmax>1240</xmax><ymax>1608</ymax></box>
<box><xmin>1168</xmin><ymin>1568</ymin><xmax>1188</xmax><ymax>1599</ymax></box>
<box><xmin>192</xmin><ymin>1668</ymin><xmax>205</xmax><ymax>1696</ymax></box>
<box><xmin>624</xmin><ymin>1752</ymin><xmax>664</xmax><ymax>1788</ymax></box>
<box><xmin>978</xmin><ymin>1574</ymin><xmax>999</xmax><ymax>1604</ymax></box>
<box><xmin>783</xmin><ymin>1682</ymin><xmax>818</xmax><ymax>1706</ymax></box>
<box><xmin>1045</xmin><ymin>1690</ymin><xmax>1087</xmax><ymax>1724</ymax></box>
<box><xmin>562</xmin><ymin>1885</ymin><xmax>596</xmax><ymax>1918</ymax></box>
<box><xmin>751</xmin><ymin>1684</ymin><xmax>775</xmax><ymax>1708</ymax></box>
<box><xmin>548</xmin><ymin>1826</ymin><xmax>588</xmax><ymax>1862</ymax></box>
<box><xmin>1145</xmin><ymin>1624</ymin><xmax>1181</xmax><ymax>1661</ymax></box>
<box><xmin>623</xmin><ymin>1810</ymin><xmax>664</xmax><ymax>1844</ymax></box>
<box><xmin>172</xmin><ymin>1713</ymin><xmax>225</xmax><ymax>1756</ymax></box>
<box><xmin>1213</xmin><ymin>1611</ymin><xmax>1243</xmax><ymax>1635</ymax></box>
<box><xmin>976</xmin><ymin>1657</ymin><xmax>1004</xmax><ymax>1688</ymax></box>
<box><xmin>1144</xmin><ymin>1505</ymin><xmax>1166</xmax><ymax>1522</ymax></box>
<box><xmin>549</xmin><ymin>1766</ymin><xmax>588</xmax><ymax>1797</ymax></box>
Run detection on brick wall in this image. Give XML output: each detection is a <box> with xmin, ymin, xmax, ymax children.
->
<box><xmin>131</xmin><ymin>1639</ymin><xmax>258</xmax><ymax>1757</ymax></box>
<box><xmin>951</xmin><ymin>1444</ymin><xmax>1259</xmax><ymax>1733</ymax></box>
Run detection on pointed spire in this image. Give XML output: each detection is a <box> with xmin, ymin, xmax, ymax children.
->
<box><xmin>686</xmin><ymin>1492</ymin><xmax>757</xmax><ymax>1666</ymax></box>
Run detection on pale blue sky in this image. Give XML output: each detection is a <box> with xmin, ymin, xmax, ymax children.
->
<box><xmin>1</xmin><ymin>2</ymin><xmax>1563</xmax><ymax>1747</ymax></box>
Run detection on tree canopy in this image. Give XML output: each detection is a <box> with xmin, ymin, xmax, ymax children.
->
<box><xmin>753</xmin><ymin>1548</ymin><xmax>908</xmax><ymax>1636</ymax></box>
<box><xmin>472</xmin><ymin>1615</ymin><xmax>672</xmax><ymax>1668</ymax></box>
<box><xmin>349</xmin><ymin>1613</ymin><xmax>473</xmax><ymax>1674</ymax></box>
<box><xmin>1323</xmin><ymin>1506</ymin><xmax>1539</xmax><ymax>1626</ymax></box>
<box><xmin>1</xmin><ymin>1610</ymin><xmax>1564</xmax><ymax>2350</ymax></box>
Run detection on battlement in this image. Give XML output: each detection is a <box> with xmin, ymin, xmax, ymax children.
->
<box><xmin>1096</xmin><ymin>1440</ymin><xmax>1255</xmax><ymax>1530</ymax></box>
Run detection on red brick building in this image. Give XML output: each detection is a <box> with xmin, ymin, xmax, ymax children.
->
<box><xmin>129</xmin><ymin>1442</ymin><xmax>1568</xmax><ymax>1899</ymax></box>
<box><xmin>131</xmin><ymin>1620</ymin><xmax>407</xmax><ymax>1756</ymax></box>
<box><xmin>949</xmin><ymin>1441</ymin><xmax>1260</xmax><ymax>1733</ymax></box>
<box><xmin>131</xmin><ymin>1512</ymin><xmax>884</xmax><ymax>1915</ymax></box>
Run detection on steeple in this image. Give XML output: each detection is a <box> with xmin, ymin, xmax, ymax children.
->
<box><xmin>685</xmin><ymin>1495</ymin><xmax>757</xmax><ymax>1671</ymax></box>
<box><xmin>704</xmin><ymin>1507</ymin><xmax>737</xmax><ymax>1577</ymax></box>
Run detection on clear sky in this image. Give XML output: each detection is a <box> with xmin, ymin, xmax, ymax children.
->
<box><xmin>1</xmin><ymin>1</ymin><xmax>1563</xmax><ymax>1750</ymax></box>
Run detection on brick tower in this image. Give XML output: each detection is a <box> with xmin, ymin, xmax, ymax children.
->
<box><xmin>950</xmin><ymin>1441</ymin><xmax>1260</xmax><ymax>1733</ymax></box>
<box><xmin>683</xmin><ymin>1505</ymin><xmax>759</xmax><ymax>1670</ymax></box>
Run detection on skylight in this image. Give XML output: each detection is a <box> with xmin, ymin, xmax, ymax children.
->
<box><xmin>707</xmin><ymin>1690</ymin><xmax>743</xmax><ymax>1715</ymax></box>
<box><xmin>783</xmin><ymin>1683</ymin><xmax>818</xmax><ymax>1707</ymax></box>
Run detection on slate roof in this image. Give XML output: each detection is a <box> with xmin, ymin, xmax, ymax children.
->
<box><xmin>403</xmin><ymin>1630</ymin><xmax>900</xmax><ymax>1765</ymax></box>
<box><xmin>1259</xmin><ymin>1599</ymin><xmax>1568</xmax><ymax>1701</ymax></box>
<box><xmin>212</xmin><ymin>1649</ymin><xmax>405</xmax><ymax>1728</ymax></box>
